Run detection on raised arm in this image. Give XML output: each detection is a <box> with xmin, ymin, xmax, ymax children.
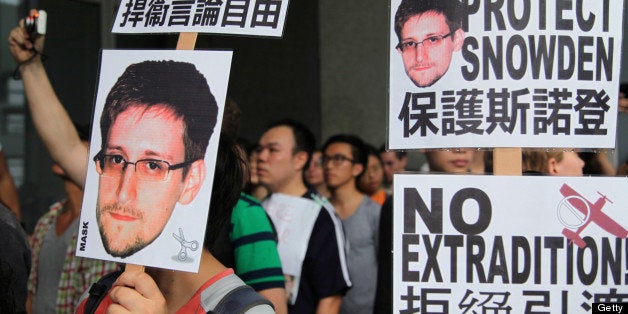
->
<box><xmin>8</xmin><ymin>19</ymin><xmax>88</xmax><ymax>188</ymax></box>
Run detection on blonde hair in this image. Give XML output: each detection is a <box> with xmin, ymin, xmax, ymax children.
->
<box><xmin>522</xmin><ymin>151</ymin><xmax>564</xmax><ymax>174</ymax></box>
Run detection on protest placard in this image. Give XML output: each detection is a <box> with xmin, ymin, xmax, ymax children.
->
<box><xmin>112</xmin><ymin>0</ymin><xmax>289</xmax><ymax>37</ymax></box>
<box><xmin>389</xmin><ymin>0</ymin><xmax>624</xmax><ymax>149</ymax></box>
<box><xmin>393</xmin><ymin>174</ymin><xmax>628</xmax><ymax>313</ymax></box>
<box><xmin>76</xmin><ymin>49</ymin><xmax>232</xmax><ymax>272</ymax></box>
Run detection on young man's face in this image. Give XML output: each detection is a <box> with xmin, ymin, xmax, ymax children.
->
<box><xmin>426</xmin><ymin>149</ymin><xmax>474</xmax><ymax>173</ymax></box>
<box><xmin>96</xmin><ymin>105</ymin><xmax>203</xmax><ymax>258</ymax></box>
<box><xmin>257</xmin><ymin>126</ymin><xmax>305</xmax><ymax>193</ymax></box>
<box><xmin>398</xmin><ymin>11</ymin><xmax>464</xmax><ymax>87</ymax></box>
<box><xmin>380</xmin><ymin>151</ymin><xmax>407</xmax><ymax>183</ymax></box>
<box><xmin>323</xmin><ymin>142</ymin><xmax>361</xmax><ymax>190</ymax></box>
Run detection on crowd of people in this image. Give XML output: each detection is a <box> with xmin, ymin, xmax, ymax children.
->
<box><xmin>1</xmin><ymin>7</ymin><xmax>628</xmax><ymax>314</ymax></box>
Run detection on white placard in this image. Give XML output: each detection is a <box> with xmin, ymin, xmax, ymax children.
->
<box><xmin>112</xmin><ymin>0</ymin><xmax>289</xmax><ymax>37</ymax></box>
<box><xmin>76</xmin><ymin>50</ymin><xmax>232</xmax><ymax>272</ymax></box>
<box><xmin>389</xmin><ymin>0</ymin><xmax>624</xmax><ymax>149</ymax></box>
<box><xmin>393</xmin><ymin>174</ymin><xmax>628</xmax><ymax>313</ymax></box>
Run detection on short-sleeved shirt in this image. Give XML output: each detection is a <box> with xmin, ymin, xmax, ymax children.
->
<box><xmin>289</xmin><ymin>189</ymin><xmax>351</xmax><ymax>314</ymax></box>
<box><xmin>230</xmin><ymin>193</ymin><xmax>285</xmax><ymax>290</ymax></box>
<box><xmin>340</xmin><ymin>196</ymin><xmax>380</xmax><ymax>313</ymax></box>
<box><xmin>28</xmin><ymin>200</ymin><xmax>119</xmax><ymax>312</ymax></box>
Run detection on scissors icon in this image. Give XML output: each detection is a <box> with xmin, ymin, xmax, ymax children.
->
<box><xmin>172</xmin><ymin>228</ymin><xmax>199</xmax><ymax>261</ymax></box>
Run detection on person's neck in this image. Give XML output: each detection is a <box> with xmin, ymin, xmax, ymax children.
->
<box><xmin>147</xmin><ymin>250</ymin><xmax>227</xmax><ymax>313</ymax></box>
<box><xmin>330</xmin><ymin>182</ymin><xmax>363</xmax><ymax>219</ymax></box>
<box><xmin>64</xmin><ymin>180</ymin><xmax>83</xmax><ymax>216</ymax></box>
<box><xmin>315</xmin><ymin>183</ymin><xmax>330</xmax><ymax>199</ymax></box>
<box><xmin>272</xmin><ymin>173</ymin><xmax>308</xmax><ymax>197</ymax></box>
<box><xmin>55</xmin><ymin>180</ymin><xmax>83</xmax><ymax>235</ymax></box>
<box><xmin>250</xmin><ymin>184</ymin><xmax>269</xmax><ymax>201</ymax></box>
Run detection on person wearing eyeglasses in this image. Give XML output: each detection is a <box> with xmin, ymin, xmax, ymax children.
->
<box><xmin>394</xmin><ymin>0</ymin><xmax>465</xmax><ymax>88</ymax></box>
<box><xmin>322</xmin><ymin>135</ymin><xmax>380</xmax><ymax>314</ymax></box>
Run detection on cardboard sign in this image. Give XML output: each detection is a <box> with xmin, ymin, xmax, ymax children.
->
<box><xmin>76</xmin><ymin>50</ymin><xmax>232</xmax><ymax>272</ymax></box>
<box><xmin>388</xmin><ymin>0</ymin><xmax>624</xmax><ymax>149</ymax></box>
<box><xmin>112</xmin><ymin>0</ymin><xmax>289</xmax><ymax>37</ymax></box>
<box><xmin>263</xmin><ymin>193</ymin><xmax>321</xmax><ymax>304</ymax></box>
<box><xmin>393</xmin><ymin>174</ymin><xmax>628</xmax><ymax>313</ymax></box>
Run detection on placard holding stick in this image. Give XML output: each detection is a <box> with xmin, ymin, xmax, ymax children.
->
<box><xmin>176</xmin><ymin>32</ymin><xmax>198</xmax><ymax>50</ymax></box>
<box><xmin>493</xmin><ymin>147</ymin><xmax>522</xmax><ymax>176</ymax></box>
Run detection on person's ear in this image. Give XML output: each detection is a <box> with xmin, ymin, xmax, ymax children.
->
<box><xmin>453</xmin><ymin>28</ymin><xmax>465</xmax><ymax>51</ymax></box>
<box><xmin>293</xmin><ymin>151</ymin><xmax>308</xmax><ymax>171</ymax></box>
<box><xmin>179</xmin><ymin>160</ymin><xmax>206</xmax><ymax>205</ymax></box>
<box><xmin>547</xmin><ymin>158</ymin><xmax>559</xmax><ymax>175</ymax></box>
<box><xmin>352</xmin><ymin>163</ymin><xmax>364</xmax><ymax>177</ymax></box>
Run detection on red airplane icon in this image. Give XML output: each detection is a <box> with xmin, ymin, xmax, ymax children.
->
<box><xmin>559</xmin><ymin>184</ymin><xmax>628</xmax><ymax>248</ymax></box>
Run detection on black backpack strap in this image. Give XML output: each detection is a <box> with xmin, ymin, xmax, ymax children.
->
<box><xmin>84</xmin><ymin>270</ymin><xmax>123</xmax><ymax>314</ymax></box>
<box><xmin>208</xmin><ymin>284</ymin><xmax>274</xmax><ymax>314</ymax></box>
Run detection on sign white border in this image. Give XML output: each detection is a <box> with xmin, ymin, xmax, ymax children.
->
<box><xmin>388</xmin><ymin>0</ymin><xmax>624</xmax><ymax>149</ymax></box>
<box><xmin>112</xmin><ymin>0</ymin><xmax>290</xmax><ymax>37</ymax></box>
<box><xmin>76</xmin><ymin>49</ymin><xmax>232</xmax><ymax>272</ymax></box>
<box><xmin>393</xmin><ymin>174</ymin><xmax>628</xmax><ymax>313</ymax></box>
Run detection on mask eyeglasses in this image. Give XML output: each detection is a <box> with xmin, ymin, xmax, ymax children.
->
<box><xmin>322</xmin><ymin>154</ymin><xmax>355</xmax><ymax>167</ymax></box>
<box><xmin>396</xmin><ymin>31</ymin><xmax>455</xmax><ymax>53</ymax></box>
<box><xmin>94</xmin><ymin>151</ymin><xmax>196</xmax><ymax>181</ymax></box>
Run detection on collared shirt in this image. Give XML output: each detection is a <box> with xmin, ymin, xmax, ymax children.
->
<box><xmin>230</xmin><ymin>193</ymin><xmax>285</xmax><ymax>290</ymax></box>
<box><xmin>28</xmin><ymin>200</ymin><xmax>119</xmax><ymax>313</ymax></box>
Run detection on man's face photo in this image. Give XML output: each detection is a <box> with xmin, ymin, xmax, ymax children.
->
<box><xmin>95</xmin><ymin>104</ymin><xmax>205</xmax><ymax>258</ymax></box>
<box><xmin>397</xmin><ymin>10</ymin><xmax>464</xmax><ymax>87</ymax></box>
<box><xmin>76</xmin><ymin>51</ymin><xmax>232</xmax><ymax>272</ymax></box>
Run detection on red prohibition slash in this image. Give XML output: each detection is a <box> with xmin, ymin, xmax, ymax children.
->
<box><xmin>558</xmin><ymin>184</ymin><xmax>628</xmax><ymax>248</ymax></box>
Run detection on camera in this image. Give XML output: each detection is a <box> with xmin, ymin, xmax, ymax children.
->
<box><xmin>24</xmin><ymin>10</ymin><xmax>47</xmax><ymax>38</ymax></box>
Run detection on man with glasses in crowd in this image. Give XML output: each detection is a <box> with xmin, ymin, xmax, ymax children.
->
<box><xmin>394</xmin><ymin>0</ymin><xmax>466</xmax><ymax>88</ymax></box>
<box><xmin>322</xmin><ymin>135</ymin><xmax>380</xmax><ymax>314</ymax></box>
